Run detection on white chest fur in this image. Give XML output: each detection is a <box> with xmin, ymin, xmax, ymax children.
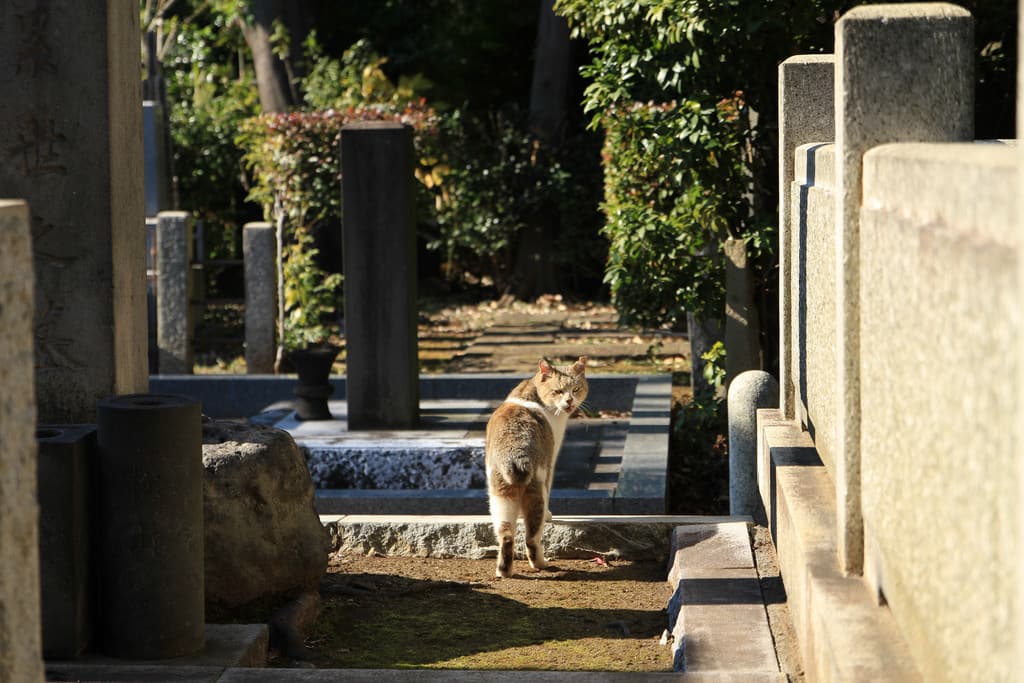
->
<box><xmin>504</xmin><ymin>397</ymin><xmax>571</xmax><ymax>457</ymax></box>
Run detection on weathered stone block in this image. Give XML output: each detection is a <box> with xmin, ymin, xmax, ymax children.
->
<box><xmin>202</xmin><ymin>420</ymin><xmax>330</xmax><ymax>609</ymax></box>
<box><xmin>0</xmin><ymin>1</ymin><xmax>148</xmax><ymax>423</ymax></box>
<box><xmin>859</xmin><ymin>142</ymin><xmax>1017</xmax><ymax>683</ymax></box>
<box><xmin>777</xmin><ymin>54</ymin><xmax>834</xmax><ymax>420</ymax></box>
<box><xmin>791</xmin><ymin>142</ymin><xmax>837</xmax><ymax>475</ymax></box>
<box><xmin>0</xmin><ymin>199</ymin><xmax>43</xmax><ymax>681</ymax></box>
<box><xmin>833</xmin><ymin>1</ymin><xmax>974</xmax><ymax>573</ymax></box>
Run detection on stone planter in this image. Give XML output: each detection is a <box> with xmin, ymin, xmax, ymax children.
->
<box><xmin>289</xmin><ymin>344</ymin><xmax>340</xmax><ymax>421</ymax></box>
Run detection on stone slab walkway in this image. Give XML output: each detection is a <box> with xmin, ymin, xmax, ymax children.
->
<box><xmin>446</xmin><ymin>308</ymin><xmax>689</xmax><ymax>373</ymax></box>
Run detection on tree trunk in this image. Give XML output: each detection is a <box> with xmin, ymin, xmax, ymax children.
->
<box><xmin>528</xmin><ymin>0</ymin><xmax>573</xmax><ymax>144</ymax></box>
<box><xmin>240</xmin><ymin>0</ymin><xmax>310</xmax><ymax>113</ymax></box>
<box><xmin>724</xmin><ymin>237</ymin><xmax>762</xmax><ymax>388</ymax></box>
<box><xmin>514</xmin><ymin>0</ymin><xmax>574</xmax><ymax>299</ymax></box>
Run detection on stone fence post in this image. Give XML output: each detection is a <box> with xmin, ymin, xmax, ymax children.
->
<box><xmin>341</xmin><ymin>122</ymin><xmax>419</xmax><ymax>429</ymax></box>
<box><xmin>156</xmin><ymin>211</ymin><xmax>194</xmax><ymax>374</ymax></box>
<box><xmin>0</xmin><ymin>200</ymin><xmax>43</xmax><ymax>682</ymax></box>
<box><xmin>243</xmin><ymin>222</ymin><xmax>277</xmax><ymax>374</ymax></box>
<box><xmin>833</xmin><ymin>3</ymin><xmax>973</xmax><ymax>573</ymax></box>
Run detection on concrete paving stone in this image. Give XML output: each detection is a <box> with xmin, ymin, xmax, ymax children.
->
<box><xmin>668</xmin><ymin>522</ymin><xmax>754</xmax><ymax>583</ymax></box>
<box><xmin>45</xmin><ymin>664</ymin><xmax>226</xmax><ymax>682</ymax></box>
<box><xmin>665</xmin><ymin>523</ymin><xmax>778</xmax><ymax>674</ymax></box>
<box><xmin>45</xmin><ymin>624</ymin><xmax>268</xmax><ymax>674</ymax></box>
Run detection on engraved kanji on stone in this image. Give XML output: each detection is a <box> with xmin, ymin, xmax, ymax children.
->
<box><xmin>12</xmin><ymin>117</ymin><xmax>67</xmax><ymax>177</ymax></box>
<box><xmin>15</xmin><ymin>5</ymin><xmax>57</xmax><ymax>76</ymax></box>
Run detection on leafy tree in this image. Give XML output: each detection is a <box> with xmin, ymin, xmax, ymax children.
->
<box><xmin>555</xmin><ymin>0</ymin><xmax>839</xmax><ymax>336</ymax></box>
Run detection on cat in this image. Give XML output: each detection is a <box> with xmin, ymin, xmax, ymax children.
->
<box><xmin>485</xmin><ymin>356</ymin><xmax>588</xmax><ymax>578</ymax></box>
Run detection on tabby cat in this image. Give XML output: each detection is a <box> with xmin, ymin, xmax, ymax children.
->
<box><xmin>485</xmin><ymin>356</ymin><xmax>588</xmax><ymax>578</ymax></box>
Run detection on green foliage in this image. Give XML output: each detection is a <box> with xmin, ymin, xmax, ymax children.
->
<box><xmin>281</xmin><ymin>230</ymin><xmax>343</xmax><ymax>349</ymax></box>
<box><xmin>555</xmin><ymin>0</ymin><xmax>838</xmax><ymax>329</ymax></box>
<box><xmin>429</xmin><ymin>108</ymin><xmax>602</xmax><ymax>292</ymax></box>
<box><xmin>160</xmin><ymin>7</ymin><xmax>260</xmax><ymax>262</ymax></box>
<box><xmin>300</xmin><ymin>35</ymin><xmax>433</xmax><ymax>112</ymax></box>
<box><xmin>700</xmin><ymin>340</ymin><xmax>727</xmax><ymax>395</ymax></box>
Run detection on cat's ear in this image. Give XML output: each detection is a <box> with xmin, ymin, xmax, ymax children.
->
<box><xmin>539</xmin><ymin>359</ymin><xmax>553</xmax><ymax>379</ymax></box>
<box><xmin>572</xmin><ymin>356</ymin><xmax>587</xmax><ymax>376</ymax></box>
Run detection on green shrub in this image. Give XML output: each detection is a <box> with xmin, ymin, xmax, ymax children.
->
<box><xmin>556</xmin><ymin>0</ymin><xmax>838</xmax><ymax>330</ymax></box>
<box><xmin>428</xmin><ymin>108</ymin><xmax>602</xmax><ymax>293</ymax></box>
<box><xmin>161</xmin><ymin>12</ymin><xmax>260</xmax><ymax>266</ymax></box>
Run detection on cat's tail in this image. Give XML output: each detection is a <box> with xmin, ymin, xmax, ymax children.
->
<box><xmin>498</xmin><ymin>454</ymin><xmax>534</xmax><ymax>486</ymax></box>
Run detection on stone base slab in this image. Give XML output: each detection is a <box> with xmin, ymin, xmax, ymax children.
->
<box><xmin>756</xmin><ymin>409</ymin><xmax>921</xmax><ymax>682</ymax></box>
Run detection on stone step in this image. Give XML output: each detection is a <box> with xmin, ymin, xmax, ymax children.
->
<box><xmin>666</xmin><ymin>522</ymin><xmax>779</xmax><ymax>674</ymax></box>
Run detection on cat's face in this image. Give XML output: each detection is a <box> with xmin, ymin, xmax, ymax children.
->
<box><xmin>535</xmin><ymin>356</ymin><xmax>588</xmax><ymax>415</ymax></box>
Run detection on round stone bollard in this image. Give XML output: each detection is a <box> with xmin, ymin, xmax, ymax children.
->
<box><xmin>727</xmin><ymin>371</ymin><xmax>779</xmax><ymax>519</ymax></box>
<box><xmin>95</xmin><ymin>394</ymin><xmax>204</xmax><ymax>659</ymax></box>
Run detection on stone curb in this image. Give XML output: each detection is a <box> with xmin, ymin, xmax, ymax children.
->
<box><xmin>322</xmin><ymin>514</ymin><xmax>753</xmax><ymax>562</ymax></box>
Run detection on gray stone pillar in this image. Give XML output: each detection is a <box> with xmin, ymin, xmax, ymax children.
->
<box><xmin>834</xmin><ymin>3</ymin><xmax>973</xmax><ymax>573</ymax></box>
<box><xmin>727</xmin><ymin>371</ymin><xmax>779</xmax><ymax>519</ymax></box>
<box><xmin>341</xmin><ymin>122</ymin><xmax>419</xmax><ymax>429</ymax></box>
<box><xmin>244</xmin><ymin>222</ymin><xmax>278</xmax><ymax>374</ymax></box>
<box><xmin>0</xmin><ymin>200</ymin><xmax>43</xmax><ymax>681</ymax></box>
<box><xmin>777</xmin><ymin>55</ymin><xmax>834</xmax><ymax>421</ymax></box>
<box><xmin>156</xmin><ymin>211</ymin><xmax>194</xmax><ymax>374</ymax></box>
<box><xmin>143</xmin><ymin>101</ymin><xmax>170</xmax><ymax>217</ymax></box>
<box><xmin>0</xmin><ymin>2</ymin><xmax>148</xmax><ymax>423</ymax></box>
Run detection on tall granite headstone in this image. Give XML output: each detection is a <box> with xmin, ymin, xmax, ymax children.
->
<box><xmin>0</xmin><ymin>2</ymin><xmax>148</xmax><ymax>423</ymax></box>
<box><xmin>341</xmin><ymin>122</ymin><xmax>419</xmax><ymax>429</ymax></box>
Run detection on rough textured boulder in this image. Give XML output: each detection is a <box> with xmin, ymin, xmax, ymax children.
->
<box><xmin>202</xmin><ymin>419</ymin><xmax>329</xmax><ymax>609</ymax></box>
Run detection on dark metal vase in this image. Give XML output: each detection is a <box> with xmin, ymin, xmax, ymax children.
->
<box><xmin>290</xmin><ymin>344</ymin><xmax>340</xmax><ymax>421</ymax></box>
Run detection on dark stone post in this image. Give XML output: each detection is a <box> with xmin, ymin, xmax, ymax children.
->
<box><xmin>95</xmin><ymin>394</ymin><xmax>204</xmax><ymax>659</ymax></box>
<box><xmin>37</xmin><ymin>425</ymin><xmax>96</xmax><ymax>659</ymax></box>
<box><xmin>341</xmin><ymin>122</ymin><xmax>419</xmax><ymax>429</ymax></box>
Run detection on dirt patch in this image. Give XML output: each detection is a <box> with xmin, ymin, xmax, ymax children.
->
<box><xmin>289</xmin><ymin>553</ymin><xmax>676</xmax><ymax>671</ymax></box>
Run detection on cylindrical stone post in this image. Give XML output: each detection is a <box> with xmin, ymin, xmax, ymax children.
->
<box><xmin>727</xmin><ymin>371</ymin><xmax>779</xmax><ymax>519</ymax></box>
<box><xmin>0</xmin><ymin>2</ymin><xmax>148</xmax><ymax>423</ymax></box>
<box><xmin>244</xmin><ymin>222</ymin><xmax>277</xmax><ymax>374</ymax></box>
<box><xmin>95</xmin><ymin>394</ymin><xmax>204</xmax><ymax>659</ymax></box>
<box><xmin>37</xmin><ymin>425</ymin><xmax>95</xmax><ymax>659</ymax></box>
<box><xmin>156</xmin><ymin>211</ymin><xmax>194</xmax><ymax>374</ymax></box>
<box><xmin>0</xmin><ymin>200</ymin><xmax>44</xmax><ymax>681</ymax></box>
<box><xmin>341</xmin><ymin>122</ymin><xmax>419</xmax><ymax>429</ymax></box>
